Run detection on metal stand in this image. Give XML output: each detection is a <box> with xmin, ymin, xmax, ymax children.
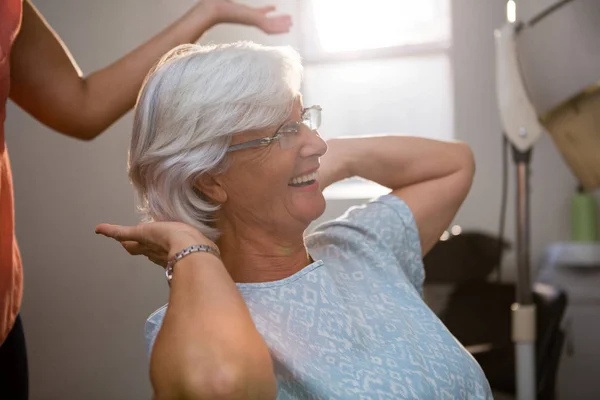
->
<box><xmin>511</xmin><ymin>146</ymin><xmax>537</xmax><ymax>400</ymax></box>
<box><xmin>496</xmin><ymin>17</ymin><xmax>544</xmax><ymax>399</ymax></box>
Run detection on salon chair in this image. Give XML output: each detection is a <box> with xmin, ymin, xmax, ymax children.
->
<box><xmin>423</xmin><ymin>232</ymin><xmax>567</xmax><ymax>399</ymax></box>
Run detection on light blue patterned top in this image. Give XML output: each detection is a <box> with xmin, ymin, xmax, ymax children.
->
<box><xmin>146</xmin><ymin>195</ymin><xmax>493</xmax><ymax>399</ymax></box>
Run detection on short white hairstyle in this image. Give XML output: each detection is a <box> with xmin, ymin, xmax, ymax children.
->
<box><xmin>129</xmin><ymin>41</ymin><xmax>303</xmax><ymax>240</ymax></box>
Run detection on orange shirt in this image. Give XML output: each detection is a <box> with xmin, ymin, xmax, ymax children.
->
<box><xmin>0</xmin><ymin>0</ymin><xmax>23</xmax><ymax>344</ymax></box>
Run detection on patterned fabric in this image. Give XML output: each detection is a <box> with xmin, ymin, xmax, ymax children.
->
<box><xmin>146</xmin><ymin>195</ymin><xmax>493</xmax><ymax>399</ymax></box>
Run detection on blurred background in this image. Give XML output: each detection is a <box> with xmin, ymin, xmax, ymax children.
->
<box><xmin>5</xmin><ymin>0</ymin><xmax>598</xmax><ymax>399</ymax></box>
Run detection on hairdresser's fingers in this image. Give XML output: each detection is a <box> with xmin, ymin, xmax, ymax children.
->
<box><xmin>256</xmin><ymin>5</ymin><xmax>276</xmax><ymax>15</ymax></box>
<box><xmin>259</xmin><ymin>14</ymin><xmax>292</xmax><ymax>34</ymax></box>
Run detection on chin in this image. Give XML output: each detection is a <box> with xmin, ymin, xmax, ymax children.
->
<box><xmin>291</xmin><ymin>192</ymin><xmax>327</xmax><ymax>227</ymax></box>
<box><xmin>302</xmin><ymin>193</ymin><xmax>327</xmax><ymax>224</ymax></box>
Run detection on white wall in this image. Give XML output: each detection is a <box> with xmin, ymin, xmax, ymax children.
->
<box><xmin>4</xmin><ymin>0</ymin><xmax>589</xmax><ymax>399</ymax></box>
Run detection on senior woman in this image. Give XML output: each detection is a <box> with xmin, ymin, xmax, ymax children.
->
<box><xmin>96</xmin><ymin>42</ymin><xmax>492</xmax><ymax>399</ymax></box>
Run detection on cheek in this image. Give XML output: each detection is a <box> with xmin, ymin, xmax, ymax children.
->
<box><xmin>225</xmin><ymin>153</ymin><xmax>294</xmax><ymax>204</ymax></box>
<box><xmin>255</xmin><ymin>164</ymin><xmax>291</xmax><ymax>198</ymax></box>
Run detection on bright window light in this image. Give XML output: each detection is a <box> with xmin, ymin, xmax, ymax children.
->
<box><xmin>311</xmin><ymin>0</ymin><xmax>450</xmax><ymax>53</ymax></box>
<box><xmin>507</xmin><ymin>0</ymin><xmax>517</xmax><ymax>23</ymax></box>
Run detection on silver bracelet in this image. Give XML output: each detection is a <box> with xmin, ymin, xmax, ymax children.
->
<box><xmin>165</xmin><ymin>244</ymin><xmax>221</xmax><ymax>286</ymax></box>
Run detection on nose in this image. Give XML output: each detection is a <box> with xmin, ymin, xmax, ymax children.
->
<box><xmin>298</xmin><ymin>125</ymin><xmax>327</xmax><ymax>158</ymax></box>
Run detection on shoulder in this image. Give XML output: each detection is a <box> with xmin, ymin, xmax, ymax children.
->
<box><xmin>306</xmin><ymin>194</ymin><xmax>424</xmax><ymax>293</ymax></box>
<box><xmin>307</xmin><ymin>194</ymin><xmax>417</xmax><ymax>243</ymax></box>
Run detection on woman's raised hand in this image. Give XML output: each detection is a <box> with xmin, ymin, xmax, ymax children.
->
<box><xmin>95</xmin><ymin>221</ymin><xmax>216</xmax><ymax>268</ymax></box>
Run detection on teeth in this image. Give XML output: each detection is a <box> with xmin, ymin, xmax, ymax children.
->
<box><xmin>290</xmin><ymin>171</ymin><xmax>318</xmax><ymax>185</ymax></box>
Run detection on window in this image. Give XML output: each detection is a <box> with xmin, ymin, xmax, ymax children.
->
<box><xmin>298</xmin><ymin>0</ymin><xmax>453</xmax><ymax>199</ymax></box>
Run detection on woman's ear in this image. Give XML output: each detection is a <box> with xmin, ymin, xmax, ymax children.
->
<box><xmin>195</xmin><ymin>174</ymin><xmax>228</xmax><ymax>204</ymax></box>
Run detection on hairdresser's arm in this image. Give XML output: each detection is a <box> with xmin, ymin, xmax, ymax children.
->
<box><xmin>319</xmin><ymin>136</ymin><xmax>475</xmax><ymax>255</ymax></box>
<box><xmin>95</xmin><ymin>223</ymin><xmax>276</xmax><ymax>400</ymax></box>
<box><xmin>9</xmin><ymin>0</ymin><xmax>290</xmax><ymax>141</ymax></box>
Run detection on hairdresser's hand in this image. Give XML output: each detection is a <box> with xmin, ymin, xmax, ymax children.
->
<box><xmin>95</xmin><ymin>222</ymin><xmax>216</xmax><ymax>268</ymax></box>
<box><xmin>199</xmin><ymin>0</ymin><xmax>292</xmax><ymax>34</ymax></box>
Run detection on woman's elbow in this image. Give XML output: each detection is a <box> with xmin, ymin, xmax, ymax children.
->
<box><xmin>447</xmin><ymin>142</ymin><xmax>475</xmax><ymax>196</ymax></box>
<box><xmin>66</xmin><ymin>120</ymin><xmax>108</xmax><ymax>141</ymax></box>
<box><xmin>205</xmin><ymin>362</ymin><xmax>277</xmax><ymax>400</ymax></box>
<box><xmin>51</xmin><ymin>119</ymin><xmax>105</xmax><ymax>141</ymax></box>
<box><xmin>445</xmin><ymin>142</ymin><xmax>475</xmax><ymax>201</ymax></box>
<box><xmin>153</xmin><ymin>359</ymin><xmax>277</xmax><ymax>400</ymax></box>
<box><xmin>454</xmin><ymin>142</ymin><xmax>476</xmax><ymax>178</ymax></box>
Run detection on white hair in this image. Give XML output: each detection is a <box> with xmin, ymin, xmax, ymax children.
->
<box><xmin>129</xmin><ymin>41</ymin><xmax>303</xmax><ymax>240</ymax></box>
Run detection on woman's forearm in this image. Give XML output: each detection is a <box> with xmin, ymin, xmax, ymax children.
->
<box><xmin>77</xmin><ymin>6</ymin><xmax>217</xmax><ymax>139</ymax></box>
<box><xmin>151</xmin><ymin>251</ymin><xmax>276</xmax><ymax>399</ymax></box>
<box><xmin>320</xmin><ymin>135</ymin><xmax>475</xmax><ymax>254</ymax></box>
<box><xmin>321</xmin><ymin>136</ymin><xmax>474</xmax><ymax>191</ymax></box>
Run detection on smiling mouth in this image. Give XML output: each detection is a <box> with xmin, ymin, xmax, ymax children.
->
<box><xmin>288</xmin><ymin>171</ymin><xmax>318</xmax><ymax>187</ymax></box>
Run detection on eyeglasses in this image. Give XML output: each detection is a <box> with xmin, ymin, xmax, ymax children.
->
<box><xmin>227</xmin><ymin>105</ymin><xmax>322</xmax><ymax>153</ymax></box>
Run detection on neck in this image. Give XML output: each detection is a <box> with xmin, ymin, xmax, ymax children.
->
<box><xmin>216</xmin><ymin>218</ymin><xmax>312</xmax><ymax>283</ymax></box>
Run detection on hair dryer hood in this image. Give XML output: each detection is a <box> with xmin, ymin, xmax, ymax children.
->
<box><xmin>517</xmin><ymin>0</ymin><xmax>600</xmax><ymax>115</ymax></box>
<box><xmin>516</xmin><ymin>0</ymin><xmax>600</xmax><ymax>189</ymax></box>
